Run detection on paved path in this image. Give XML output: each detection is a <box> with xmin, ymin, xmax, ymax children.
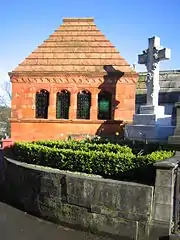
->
<box><xmin>0</xmin><ymin>202</ymin><xmax>114</xmax><ymax>240</ymax></box>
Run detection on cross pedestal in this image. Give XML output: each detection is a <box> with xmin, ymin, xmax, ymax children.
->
<box><xmin>125</xmin><ymin>36</ymin><xmax>175</xmax><ymax>141</ymax></box>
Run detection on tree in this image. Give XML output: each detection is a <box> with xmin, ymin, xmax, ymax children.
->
<box><xmin>0</xmin><ymin>80</ymin><xmax>11</xmax><ymax>137</ymax></box>
<box><xmin>0</xmin><ymin>80</ymin><xmax>11</xmax><ymax>107</ymax></box>
<box><xmin>0</xmin><ymin>106</ymin><xmax>11</xmax><ymax>138</ymax></box>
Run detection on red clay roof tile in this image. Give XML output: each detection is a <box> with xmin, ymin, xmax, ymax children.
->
<box><xmin>12</xmin><ymin>18</ymin><xmax>132</xmax><ymax>74</ymax></box>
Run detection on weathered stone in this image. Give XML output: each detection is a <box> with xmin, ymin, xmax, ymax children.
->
<box><xmin>150</xmin><ymin>157</ymin><xmax>179</xmax><ymax>238</ymax></box>
<box><xmin>3</xmin><ymin>156</ymin><xmax>179</xmax><ymax>240</ymax></box>
<box><xmin>153</xmin><ymin>203</ymin><xmax>172</xmax><ymax>222</ymax></box>
<box><xmin>170</xmin><ymin>233</ymin><xmax>180</xmax><ymax>240</ymax></box>
<box><xmin>154</xmin><ymin>186</ymin><xmax>172</xmax><ymax>204</ymax></box>
<box><xmin>155</xmin><ymin>169</ymin><xmax>174</xmax><ymax>187</ymax></box>
<box><xmin>169</xmin><ymin>102</ymin><xmax>180</xmax><ymax>145</ymax></box>
<box><xmin>66</xmin><ymin>174</ymin><xmax>154</xmax><ymax>219</ymax></box>
<box><xmin>149</xmin><ymin>221</ymin><xmax>171</xmax><ymax>240</ymax></box>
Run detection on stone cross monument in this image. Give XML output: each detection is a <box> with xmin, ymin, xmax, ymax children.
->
<box><xmin>125</xmin><ymin>36</ymin><xmax>175</xmax><ymax>141</ymax></box>
<box><xmin>138</xmin><ymin>36</ymin><xmax>171</xmax><ymax>115</ymax></box>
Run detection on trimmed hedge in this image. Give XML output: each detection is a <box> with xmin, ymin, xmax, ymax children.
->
<box><xmin>83</xmin><ymin>137</ymin><xmax>173</xmax><ymax>155</ymax></box>
<box><xmin>34</xmin><ymin>139</ymin><xmax>173</xmax><ymax>156</ymax></box>
<box><xmin>33</xmin><ymin>140</ymin><xmax>133</xmax><ymax>154</ymax></box>
<box><xmin>4</xmin><ymin>141</ymin><xmax>174</xmax><ymax>185</ymax></box>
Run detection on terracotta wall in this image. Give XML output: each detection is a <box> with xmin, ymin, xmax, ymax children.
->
<box><xmin>11</xmin><ymin>82</ymin><xmax>136</xmax><ymax>121</ymax></box>
<box><xmin>10</xmin><ymin>75</ymin><xmax>137</xmax><ymax>141</ymax></box>
<box><xmin>10</xmin><ymin>120</ymin><xmax>125</xmax><ymax>141</ymax></box>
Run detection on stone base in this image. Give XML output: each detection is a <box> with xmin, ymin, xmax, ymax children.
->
<box><xmin>140</xmin><ymin>105</ymin><xmax>165</xmax><ymax>116</ymax></box>
<box><xmin>126</xmin><ymin>104</ymin><xmax>175</xmax><ymax>141</ymax></box>
<box><xmin>133</xmin><ymin>114</ymin><xmax>172</xmax><ymax>125</ymax></box>
<box><xmin>168</xmin><ymin>135</ymin><xmax>180</xmax><ymax>145</ymax></box>
<box><xmin>125</xmin><ymin>124</ymin><xmax>175</xmax><ymax>141</ymax></box>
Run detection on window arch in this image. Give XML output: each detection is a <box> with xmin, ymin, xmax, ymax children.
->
<box><xmin>56</xmin><ymin>90</ymin><xmax>70</xmax><ymax>119</ymax></box>
<box><xmin>77</xmin><ymin>90</ymin><xmax>91</xmax><ymax>119</ymax></box>
<box><xmin>98</xmin><ymin>91</ymin><xmax>112</xmax><ymax>120</ymax></box>
<box><xmin>35</xmin><ymin>89</ymin><xmax>49</xmax><ymax>119</ymax></box>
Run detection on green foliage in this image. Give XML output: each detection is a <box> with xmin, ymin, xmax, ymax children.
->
<box><xmin>6</xmin><ymin>142</ymin><xmax>135</xmax><ymax>176</ymax></box>
<box><xmin>33</xmin><ymin>140</ymin><xmax>133</xmax><ymax>154</ymax></box>
<box><xmin>83</xmin><ymin>137</ymin><xmax>173</xmax><ymax>156</ymax></box>
<box><xmin>5</xmin><ymin>140</ymin><xmax>175</xmax><ymax>185</ymax></box>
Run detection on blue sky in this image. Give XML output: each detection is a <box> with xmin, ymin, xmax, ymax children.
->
<box><xmin>0</xmin><ymin>0</ymin><xmax>179</xmax><ymax>86</ymax></box>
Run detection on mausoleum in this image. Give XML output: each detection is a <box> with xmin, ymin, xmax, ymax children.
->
<box><xmin>9</xmin><ymin>17</ymin><xmax>138</xmax><ymax>141</ymax></box>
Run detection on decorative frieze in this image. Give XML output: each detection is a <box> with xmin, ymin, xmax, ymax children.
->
<box><xmin>11</xmin><ymin>74</ymin><xmax>137</xmax><ymax>84</ymax></box>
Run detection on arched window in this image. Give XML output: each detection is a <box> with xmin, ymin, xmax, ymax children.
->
<box><xmin>77</xmin><ymin>90</ymin><xmax>91</xmax><ymax>119</ymax></box>
<box><xmin>56</xmin><ymin>90</ymin><xmax>70</xmax><ymax>119</ymax></box>
<box><xmin>35</xmin><ymin>89</ymin><xmax>49</xmax><ymax>119</ymax></box>
<box><xmin>98</xmin><ymin>91</ymin><xmax>112</xmax><ymax>120</ymax></box>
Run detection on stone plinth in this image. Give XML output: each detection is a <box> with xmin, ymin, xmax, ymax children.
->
<box><xmin>125</xmin><ymin>105</ymin><xmax>175</xmax><ymax>141</ymax></box>
<box><xmin>126</xmin><ymin>123</ymin><xmax>175</xmax><ymax>141</ymax></box>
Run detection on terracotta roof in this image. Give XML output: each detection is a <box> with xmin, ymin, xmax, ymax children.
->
<box><xmin>12</xmin><ymin>18</ymin><xmax>133</xmax><ymax>74</ymax></box>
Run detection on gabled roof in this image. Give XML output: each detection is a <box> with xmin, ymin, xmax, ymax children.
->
<box><xmin>11</xmin><ymin>18</ymin><xmax>133</xmax><ymax>74</ymax></box>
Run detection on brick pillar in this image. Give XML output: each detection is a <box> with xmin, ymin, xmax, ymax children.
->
<box><xmin>49</xmin><ymin>90</ymin><xmax>56</xmax><ymax>119</ymax></box>
<box><xmin>90</xmin><ymin>91</ymin><xmax>98</xmax><ymax>120</ymax></box>
<box><xmin>69</xmin><ymin>92</ymin><xmax>77</xmax><ymax>119</ymax></box>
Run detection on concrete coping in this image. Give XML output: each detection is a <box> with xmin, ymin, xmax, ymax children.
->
<box><xmin>4</xmin><ymin>157</ymin><xmax>102</xmax><ymax>178</ymax></box>
<box><xmin>4</xmin><ymin>157</ymin><xmax>152</xmax><ymax>188</ymax></box>
<box><xmin>153</xmin><ymin>151</ymin><xmax>180</xmax><ymax>169</ymax></box>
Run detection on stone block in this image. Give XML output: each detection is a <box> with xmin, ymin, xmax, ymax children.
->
<box><xmin>140</xmin><ymin>105</ymin><xmax>165</xmax><ymax>116</ymax></box>
<box><xmin>133</xmin><ymin>113</ymin><xmax>172</xmax><ymax>126</ymax></box>
<box><xmin>66</xmin><ymin>175</ymin><xmax>154</xmax><ymax>220</ymax></box>
<box><xmin>40</xmin><ymin>175</ymin><xmax>61</xmax><ymax>198</ymax></box>
<box><xmin>155</xmin><ymin>169</ymin><xmax>174</xmax><ymax>187</ymax></box>
<box><xmin>153</xmin><ymin>203</ymin><xmax>172</xmax><ymax>222</ymax></box>
<box><xmin>90</xmin><ymin>205</ymin><xmax>149</xmax><ymax>222</ymax></box>
<box><xmin>169</xmin><ymin>135</ymin><xmax>180</xmax><ymax>145</ymax></box>
<box><xmin>125</xmin><ymin>124</ymin><xmax>175</xmax><ymax>141</ymax></box>
<box><xmin>137</xmin><ymin>222</ymin><xmax>150</xmax><ymax>240</ymax></box>
<box><xmin>38</xmin><ymin>201</ymin><xmax>139</xmax><ymax>240</ymax></box>
<box><xmin>133</xmin><ymin>114</ymin><xmax>156</xmax><ymax>125</ymax></box>
<box><xmin>154</xmin><ymin>186</ymin><xmax>172</xmax><ymax>204</ymax></box>
<box><xmin>169</xmin><ymin>102</ymin><xmax>180</xmax><ymax>145</ymax></box>
<box><xmin>90</xmin><ymin>213</ymin><xmax>138</xmax><ymax>240</ymax></box>
<box><xmin>149</xmin><ymin>221</ymin><xmax>171</xmax><ymax>240</ymax></box>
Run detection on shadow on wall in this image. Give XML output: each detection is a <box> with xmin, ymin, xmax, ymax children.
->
<box><xmin>96</xmin><ymin>65</ymin><xmax>125</xmax><ymax>137</ymax></box>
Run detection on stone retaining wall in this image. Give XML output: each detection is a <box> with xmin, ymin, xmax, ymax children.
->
<box><xmin>1</xmin><ymin>155</ymin><xmax>179</xmax><ymax>240</ymax></box>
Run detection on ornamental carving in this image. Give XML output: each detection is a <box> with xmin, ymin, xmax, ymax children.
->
<box><xmin>11</xmin><ymin>75</ymin><xmax>137</xmax><ymax>84</ymax></box>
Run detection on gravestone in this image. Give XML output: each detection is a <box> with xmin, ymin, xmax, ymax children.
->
<box><xmin>169</xmin><ymin>102</ymin><xmax>180</xmax><ymax>144</ymax></box>
<box><xmin>125</xmin><ymin>36</ymin><xmax>175</xmax><ymax>141</ymax></box>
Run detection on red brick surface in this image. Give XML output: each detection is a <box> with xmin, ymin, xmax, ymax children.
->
<box><xmin>9</xmin><ymin>18</ymin><xmax>138</xmax><ymax>141</ymax></box>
